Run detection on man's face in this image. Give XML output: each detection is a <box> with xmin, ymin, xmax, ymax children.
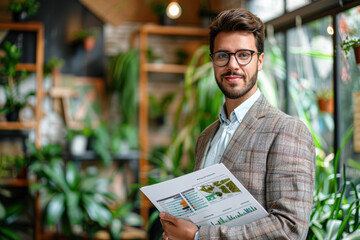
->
<box><xmin>212</xmin><ymin>31</ymin><xmax>264</xmax><ymax>101</ymax></box>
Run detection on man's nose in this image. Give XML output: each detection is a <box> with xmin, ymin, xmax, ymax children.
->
<box><xmin>227</xmin><ymin>54</ymin><xmax>240</xmax><ymax>70</ymax></box>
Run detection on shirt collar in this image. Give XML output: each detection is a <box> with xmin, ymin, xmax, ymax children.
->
<box><xmin>219</xmin><ymin>89</ymin><xmax>261</xmax><ymax>124</ymax></box>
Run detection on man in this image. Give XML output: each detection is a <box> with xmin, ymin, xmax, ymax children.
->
<box><xmin>160</xmin><ymin>8</ymin><xmax>315</xmax><ymax>240</ymax></box>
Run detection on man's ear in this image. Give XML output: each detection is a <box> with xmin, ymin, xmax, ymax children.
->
<box><xmin>257</xmin><ymin>52</ymin><xmax>264</xmax><ymax>71</ymax></box>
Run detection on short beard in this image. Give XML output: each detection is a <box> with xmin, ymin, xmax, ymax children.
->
<box><xmin>215</xmin><ymin>70</ymin><xmax>258</xmax><ymax>99</ymax></box>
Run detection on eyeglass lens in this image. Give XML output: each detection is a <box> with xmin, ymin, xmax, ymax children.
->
<box><xmin>212</xmin><ymin>50</ymin><xmax>255</xmax><ymax>66</ymax></box>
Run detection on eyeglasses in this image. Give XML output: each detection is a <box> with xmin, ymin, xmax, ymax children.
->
<box><xmin>210</xmin><ymin>49</ymin><xmax>261</xmax><ymax>67</ymax></box>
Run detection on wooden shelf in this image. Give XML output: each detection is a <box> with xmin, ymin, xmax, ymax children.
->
<box><xmin>0</xmin><ymin>21</ymin><xmax>44</xmax><ymax>31</ymax></box>
<box><xmin>0</xmin><ymin>178</ymin><xmax>34</xmax><ymax>187</ymax></box>
<box><xmin>0</xmin><ymin>121</ymin><xmax>36</xmax><ymax>129</ymax></box>
<box><xmin>0</xmin><ymin>21</ymin><xmax>44</xmax><ymax>240</ymax></box>
<box><xmin>0</xmin><ymin>63</ymin><xmax>37</xmax><ymax>72</ymax></box>
<box><xmin>15</xmin><ymin>63</ymin><xmax>37</xmax><ymax>72</ymax></box>
<box><xmin>145</xmin><ymin>63</ymin><xmax>188</xmax><ymax>73</ymax></box>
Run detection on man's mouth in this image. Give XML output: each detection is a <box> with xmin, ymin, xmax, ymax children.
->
<box><xmin>221</xmin><ymin>72</ymin><xmax>245</xmax><ymax>82</ymax></box>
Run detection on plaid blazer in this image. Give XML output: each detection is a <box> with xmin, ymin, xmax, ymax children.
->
<box><xmin>194</xmin><ymin>94</ymin><xmax>315</xmax><ymax>239</ymax></box>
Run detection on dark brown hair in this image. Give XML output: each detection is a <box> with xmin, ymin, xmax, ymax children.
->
<box><xmin>209</xmin><ymin>8</ymin><xmax>265</xmax><ymax>53</ymax></box>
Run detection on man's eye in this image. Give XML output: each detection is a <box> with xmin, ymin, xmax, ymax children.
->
<box><xmin>237</xmin><ymin>52</ymin><xmax>250</xmax><ymax>58</ymax></box>
<box><xmin>217</xmin><ymin>53</ymin><xmax>228</xmax><ymax>59</ymax></box>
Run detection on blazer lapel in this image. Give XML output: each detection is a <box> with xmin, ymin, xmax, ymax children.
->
<box><xmin>220</xmin><ymin>94</ymin><xmax>269</xmax><ymax>170</ymax></box>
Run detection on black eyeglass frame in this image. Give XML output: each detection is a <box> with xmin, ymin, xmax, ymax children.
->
<box><xmin>209</xmin><ymin>49</ymin><xmax>262</xmax><ymax>67</ymax></box>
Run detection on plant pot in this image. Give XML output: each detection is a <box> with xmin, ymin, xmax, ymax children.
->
<box><xmin>12</xmin><ymin>10</ymin><xmax>28</xmax><ymax>22</ymax></box>
<box><xmin>159</xmin><ymin>14</ymin><xmax>174</xmax><ymax>26</ymax></box>
<box><xmin>86</xmin><ymin>136</ymin><xmax>95</xmax><ymax>151</ymax></box>
<box><xmin>83</xmin><ymin>36</ymin><xmax>96</xmax><ymax>51</ymax></box>
<box><xmin>353</xmin><ymin>45</ymin><xmax>360</xmax><ymax>65</ymax></box>
<box><xmin>70</xmin><ymin>135</ymin><xmax>87</xmax><ymax>156</ymax></box>
<box><xmin>318</xmin><ymin>98</ymin><xmax>334</xmax><ymax>114</ymax></box>
<box><xmin>5</xmin><ymin>106</ymin><xmax>21</xmax><ymax>122</ymax></box>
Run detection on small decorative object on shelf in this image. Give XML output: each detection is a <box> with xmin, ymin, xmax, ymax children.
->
<box><xmin>147</xmin><ymin>0</ymin><xmax>175</xmax><ymax>25</ymax></box>
<box><xmin>6</xmin><ymin>0</ymin><xmax>40</xmax><ymax>22</ymax></box>
<box><xmin>73</xmin><ymin>28</ymin><xmax>100</xmax><ymax>51</ymax></box>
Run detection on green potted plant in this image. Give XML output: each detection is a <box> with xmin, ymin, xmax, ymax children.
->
<box><xmin>146</xmin><ymin>0</ymin><xmax>173</xmax><ymax>25</ymax></box>
<box><xmin>109</xmin><ymin>49</ymin><xmax>139</xmax><ymax>151</ymax></box>
<box><xmin>44</xmin><ymin>56</ymin><xmax>64</xmax><ymax>77</ymax></box>
<box><xmin>339</xmin><ymin>7</ymin><xmax>360</xmax><ymax>65</ymax></box>
<box><xmin>316</xmin><ymin>89</ymin><xmax>334</xmax><ymax>114</ymax></box>
<box><xmin>0</xmin><ymin>155</ymin><xmax>27</xmax><ymax>179</ymax></box>
<box><xmin>6</xmin><ymin>0</ymin><xmax>40</xmax><ymax>22</ymax></box>
<box><xmin>30</xmin><ymin>159</ymin><xmax>121</xmax><ymax>238</ymax></box>
<box><xmin>149</xmin><ymin>93</ymin><xmax>174</xmax><ymax>127</ymax></box>
<box><xmin>73</xmin><ymin>28</ymin><xmax>100</xmax><ymax>52</ymax></box>
<box><xmin>66</xmin><ymin>120</ymin><xmax>114</xmax><ymax>166</ymax></box>
<box><xmin>306</xmin><ymin>126</ymin><xmax>360</xmax><ymax>239</ymax></box>
<box><xmin>0</xmin><ymin>41</ymin><xmax>35</xmax><ymax>121</ymax></box>
<box><xmin>341</xmin><ymin>37</ymin><xmax>360</xmax><ymax>65</ymax></box>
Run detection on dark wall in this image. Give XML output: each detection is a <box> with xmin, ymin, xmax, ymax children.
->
<box><xmin>28</xmin><ymin>0</ymin><xmax>105</xmax><ymax>77</ymax></box>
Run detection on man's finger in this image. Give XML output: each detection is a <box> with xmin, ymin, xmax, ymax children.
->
<box><xmin>159</xmin><ymin>212</ymin><xmax>177</xmax><ymax>223</ymax></box>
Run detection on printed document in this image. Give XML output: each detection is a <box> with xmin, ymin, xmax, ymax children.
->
<box><xmin>140</xmin><ymin>163</ymin><xmax>268</xmax><ymax>227</ymax></box>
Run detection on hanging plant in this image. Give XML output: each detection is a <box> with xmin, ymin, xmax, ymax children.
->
<box><xmin>341</xmin><ymin>37</ymin><xmax>360</xmax><ymax>65</ymax></box>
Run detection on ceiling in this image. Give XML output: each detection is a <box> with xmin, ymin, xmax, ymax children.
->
<box><xmin>79</xmin><ymin>0</ymin><xmax>232</xmax><ymax>26</ymax></box>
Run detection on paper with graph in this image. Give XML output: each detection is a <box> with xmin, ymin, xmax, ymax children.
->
<box><xmin>140</xmin><ymin>163</ymin><xmax>268</xmax><ymax>227</ymax></box>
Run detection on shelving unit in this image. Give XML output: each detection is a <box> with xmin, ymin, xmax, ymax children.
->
<box><xmin>134</xmin><ymin>23</ymin><xmax>209</xmax><ymax>224</ymax></box>
<box><xmin>0</xmin><ymin>22</ymin><xmax>44</xmax><ymax>148</ymax></box>
<box><xmin>0</xmin><ymin>21</ymin><xmax>44</xmax><ymax>240</ymax></box>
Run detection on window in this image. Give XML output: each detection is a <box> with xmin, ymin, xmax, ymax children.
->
<box><xmin>337</xmin><ymin>6</ymin><xmax>360</xmax><ymax>180</ymax></box>
<box><xmin>246</xmin><ymin>0</ymin><xmax>284</xmax><ymax>22</ymax></box>
<box><xmin>286</xmin><ymin>0</ymin><xmax>311</xmax><ymax>12</ymax></box>
<box><xmin>286</xmin><ymin>16</ymin><xmax>334</xmax><ymax>154</ymax></box>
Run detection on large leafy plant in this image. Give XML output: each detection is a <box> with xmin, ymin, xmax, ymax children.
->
<box><xmin>0</xmin><ymin>187</ymin><xmax>32</xmax><ymax>240</ymax></box>
<box><xmin>307</xmin><ymin>125</ymin><xmax>360</xmax><ymax>240</ymax></box>
<box><xmin>108</xmin><ymin>49</ymin><xmax>139</xmax><ymax>150</ymax></box>
<box><xmin>30</xmin><ymin>159</ymin><xmax>121</xmax><ymax>238</ymax></box>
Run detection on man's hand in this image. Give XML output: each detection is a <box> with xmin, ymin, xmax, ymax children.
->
<box><xmin>159</xmin><ymin>212</ymin><xmax>198</xmax><ymax>240</ymax></box>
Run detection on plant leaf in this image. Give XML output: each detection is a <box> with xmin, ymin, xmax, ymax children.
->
<box><xmin>82</xmin><ymin>195</ymin><xmax>112</xmax><ymax>227</ymax></box>
<box><xmin>110</xmin><ymin>218</ymin><xmax>122</xmax><ymax>240</ymax></box>
<box><xmin>65</xmin><ymin>161</ymin><xmax>79</xmax><ymax>189</ymax></box>
<box><xmin>343</xmin><ymin>229</ymin><xmax>360</xmax><ymax>240</ymax></box>
<box><xmin>325</xmin><ymin>219</ymin><xmax>342</xmax><ymax>240</ymax></box>
<box><xmin>46</xmin><ymin>193</ymin><xmax>65</xmax><ymax>226</ymax></box>
<box><xmin>0</xmin><ymin>202</ymin><xmax>5</xmax><ymax>220</ymax></box>
<box><xmin>65</xmin><ymin>191</ymin><xmax>82</xmax><ymax>226</ymax></box>
<box><xmin>0</xmin><ymin>227</ymin><xmax>20</xmax><ymax>240</ymax></box>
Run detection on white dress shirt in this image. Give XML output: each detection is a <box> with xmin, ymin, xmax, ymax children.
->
<box><xmin>194</xmin><ymin>89</ymin><xmax>261</xmax><ymax>240</ymax></box>
<box><xmin>202</xmin><ymin>89</ymin><xmax>261</xmax><ymax>168</ymax></box>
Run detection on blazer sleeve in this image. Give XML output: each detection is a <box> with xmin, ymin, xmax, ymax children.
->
<box><xmin>198</xmin><ymin>119</ymin><xmax>316</xmax><ymax>240</ymax></box>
